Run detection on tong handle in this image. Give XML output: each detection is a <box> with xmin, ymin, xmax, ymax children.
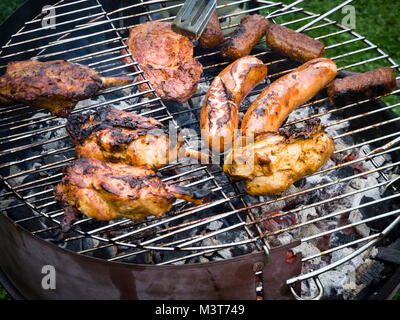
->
<box><xmin>172</xmin><ymin>0</ymin><xmax>217</xmax><ymax>40</ymax></box>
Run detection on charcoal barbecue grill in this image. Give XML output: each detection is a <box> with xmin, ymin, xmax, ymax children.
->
<box><xmin>1</xmin><ymin>0</ymin><xmax>400</xmax><ymax>300</ymax></box>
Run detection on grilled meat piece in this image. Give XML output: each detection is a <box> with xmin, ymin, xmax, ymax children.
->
<box><xmin>200</xmin><ymin>56</ymin><xmax>268</xmax><ymax>153</ymax></box>
<box><xmin>54</xmin><ymin>157</ymin><xmax>212</xmax><ymax>221</ymax></box>
<box><xmin>327</xmin><ymin>67</ymin><xmax>396</xmax><ymax>107</ymax></box>
<box><xmin>221</xmin><ymin>14</ymin><xmax>269</xmax><ymax>60</ymax></box>
<box><xmin>241</xmin><ymin>58</ymin><xmax>337</xmax><ymax>136</ymax></box>
<box><xmin>123</xmin><ymin>21</ymin><xmax>203</xmax><ymax>103</ymax></box>
<box><xmin>0</xmin><ymin>60</ymin><xmax>132</xmax><ymax>117</ymax></box>
<box><xmin>266</xmin><ymin>24</ymin><xmax>326</xmax><ymax>62</ymax></box>
<box><xmin>198</xmin><ymin>10</ymin><xmax>224</xmax><ymax>49</ymax></box>
<box><xmin>223</xmin><ymin>120</ymin><xmax>334</xmax><ymax>196</ymax></box>
<box><xmin>66</xmin><ymin>106</ymin><xmax>210</xmax><ymax>170</ymax></box>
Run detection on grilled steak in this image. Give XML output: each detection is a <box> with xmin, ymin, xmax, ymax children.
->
<box><xmin>123</xmin><ymin>21</ymin><xmax>203</xmax><ymax>103</ymax></box>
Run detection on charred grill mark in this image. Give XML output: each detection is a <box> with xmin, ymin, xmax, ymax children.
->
<box><xmin>97</xmin><ymin>128</ymin><xmax>137</xmax><ymax>151</ymax></box>
<box><xmin>207</xmin><ymin>100</ymin><xmax>235</xmax><ymax>129</ymax></box>
<box><xmin>279</xmin><ymin>118</ymin><xmax>322</xmax><ymax>142</ymax></box>
<box><xmin>100</xmin><ymin>181</ymin><xmax>120</xmax><ymax>196</ymax></box>
<box><xmin>166</xmin><ymin>184</ymin><xmax>211</xmax><ymax>204</ymax></box>
<box><xmin>234</xmin><ymin>25</ymin><xmax>247</xmax><ymax>38</ymax></box>
<box><xmin>253</xmin><ymin>107</ymin><xmax>266</xmax><ymax>117</ymax></box>
<box><xmin>221</xmin><ymin>79</ymin><xmax>234</xmax><ymax>101</ymax></box>
<box><xmin>66</xmin><ymin>106</ymin><xmax>167</xmax><ymax>145</ymax></box>
<box><xmin>216</xmin><ymin>110</ymin><xmax>231</xmax><ymax>128</ymax></box>
<box><xmin>82</xmin><ymin>165</ymin><xmax>99</xmax><ymax>175</ymax></box>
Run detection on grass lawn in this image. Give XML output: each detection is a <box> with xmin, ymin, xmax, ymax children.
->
<box><xmin>267</xmin><ymin>0</ymin><xmax>400</xmax><ymax>113</ymax></box>
<box><xmin>0</xmin><ymin>0</ymin><xmax>399</xmax><ymax>300</ymax></box>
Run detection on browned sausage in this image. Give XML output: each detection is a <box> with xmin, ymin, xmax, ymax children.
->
<box><xmin>200</xmin><ymin>56</ymin><xmax>268</xmax><ymax>153</ymax></box>
<box><xmin>265</xmin><ymin>24</ymin><xmax>325</xmax><ymax>62</ymax></box>
<box><xmin>198</xmin><ymin>10</ymin><xmax>224</xmax><ymax>49</ymax></box>
<box><xmin>241</xmin><ymin>58</ymin><xmax>337</xmax><ymax>136</ymax></box>
<box><xmin>221</xmin><ymin>14</ymin><xmax>269</xmax><ymax>60</ymax></box>
<box><xmin>327</xmin><ymin>67</ymin><xmax>396</xmax><ymax>106</ymax></box>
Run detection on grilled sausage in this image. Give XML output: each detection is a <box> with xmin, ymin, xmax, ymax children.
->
<box><xmin>241</xmin><ymin>58</ymin><xmax>337</xmax><ymax>136</ymax></box>
<box><xmin>327</xmin><ymin>67</ymin><xmax>396</xmax><ymax>106</ymax></box>
<box><xmin>198</xmin><ymin>10</ymin><xmax>224</xmax><ymax>49</ymax></box>
<box><xmin>221</xmin><ymin>14</ymin><xmax>269</xmax><ymax>60</ymax></box>
<box><xmin>200</xmin><ymin>56</ymin><xmax>268</xmax><ymax>153</ymax></box>
<box><xmin>265</xmin><ymin>24</ymin><xmax>325</xmax><ymax>62</ymax></box>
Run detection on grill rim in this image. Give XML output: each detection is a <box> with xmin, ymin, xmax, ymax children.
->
<box><xmin>1</xmin><ymin>0</ymin><xmax>398</xmax><ymax>252</ymax></box>
<box><xmin>0</xmin><ymin>0</ymin><xmax>400</xmax><ymax>299</ymax></box>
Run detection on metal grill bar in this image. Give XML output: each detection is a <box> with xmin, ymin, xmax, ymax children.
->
<box><xmin>0</xmin><ymin>11</ymin><xmax>385</xmax><ymax>126</ymax></box>
<box><xmin>18</xmin><ymin>152</ymin><xmax>399</xmax><ymax>253</ymax></box>
<box><xmin>1</xmin><ymin>126</ymin><xmax>399</xmax><ymax>204</ymax></box>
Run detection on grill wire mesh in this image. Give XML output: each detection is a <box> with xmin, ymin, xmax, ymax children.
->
<box><xmin>0</xmin><ymin>0</ymin><xmax>400</xmax><ymax>297</ymax></box>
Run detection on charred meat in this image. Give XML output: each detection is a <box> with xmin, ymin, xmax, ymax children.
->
<box><xmin>66</xmin><ymin>106</ymin><xmax>210</xmax><ymax>170</ymax></box>
<box><xmin>0</xmin><ymin>60</ymin><xmax>132</xmax><ymax>117</ymax></box>
<box><xmin>221</xmin><ymin>14</ymin><xmax>269</xmax><ymax>60</ymax></box>
<box><xmin>265</xmin><ymin>24</ymin><xmax>326</xmax><ymax>62</ymax></box>
<box><xmin>200</xmin><ymin>56</ymin><xmax>268</xmax><ymax>153</ymax></box>
<box><xmin>198</xmin><ymin>10</ymin><xmax>224</xmax><ymax>49</ymax></box>
<box><xmin>223</xmin><ymin>120</ymin><xmax>334</xmax><ymax>196</ymax></box>
<box><xmin>327</xmin><ymin>67</ymin><xmax>396</xmax><ymax>107</ymax></box>
<box><xmin>54</xmin><ymin>157</ymin><xmax>212</xmax><ymax>221</ymax></box>
<box><xmin>123</xmin><ymin>21</ymin><xmax>203</xmax><ymax>103</ymax></box>
<box><xmin>241</xmin><ymin>58</ymin><xmax>337</xmax><ymax>136</ymax></box>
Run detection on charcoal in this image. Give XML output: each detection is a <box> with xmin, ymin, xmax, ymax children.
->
<box><xmin>359</xmin><ymin>196</ymin><xmax>395</xmax><ymax>231</ymax></box>
<box><xmin>359</xmin><ymin>261</ymin><xmax>385</xmax><ymax>286</ymax></box>
<box><xmin>375</xmin><ymin>248</ymin><xmax>400</xmax><ymax>264</ymax></box>
<box><xmin>335</xmin><ymin>165</ymin><xmax>356</xmax><ymax>179</ymax></box>
<box><xmin>329</xmin><ymin>231</ymin><xmax>358</xmax><ymax>248</ymax></box>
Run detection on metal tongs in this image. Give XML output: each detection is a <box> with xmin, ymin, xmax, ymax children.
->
<box><xmin>172</xmin><ymin>0</ymin><xmax>217</xmax><ymax>40</ymax></box>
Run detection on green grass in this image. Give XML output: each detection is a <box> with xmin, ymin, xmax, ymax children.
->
<box><xmin>0</xmin><ymin>0</ymin><xmax>25</xmax><ymax>25</ymax></box>
<box><xmin>0</xmin><ymin>0</ymin><xmax>399</xmax><ymax>300</ymax></box>
<box><xmin>262</xmin><ymin>0</ymin><xmax>400</xmax><ymax>114</ymax></box>
<box><xmin>0</xmin><ymin>287</ymin><xmax>12</xmax><ymax>300</ymax></box>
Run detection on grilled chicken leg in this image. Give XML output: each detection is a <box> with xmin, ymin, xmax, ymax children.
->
<box><xmin>66</xmin><ymin>106</ymin><xmax>210</xmax><ymax>170</ymax></box>
<box><xmin>0</xmin><ymin>60</ymin><xmax>133</xmax><ymax>117</ymax></box>
<box><xmin>54</xmin><ymin>157</ymin><xmax>212</xmax><ymax>221</ymax></box>
<box><xmin>223</xmin><ymin>120</ymin><xmax>334</xmax><ymax>196</ymax></box>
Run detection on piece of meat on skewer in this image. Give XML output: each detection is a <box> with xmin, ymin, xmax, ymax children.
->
<box><xmin>66</xmin><ymin>106</ymin><xmax>211</xmax><ymax>170</ymax></box>
<box><xmin>54</xmin><ymin>157</ymin><xmax>212</xmax><ymax>221</ymax></box>
<box><xmin>223</xmin><ymin>119</ymin><xmax>334</xmax><ymax>196</ymax></box>
<box><xmin>122</xmin><ymin>21</ymin><xmax>203</xmax><ymax>103</ymax></box>
<box><xmin>0</xmin><ymin>60</ymin><xmax>133</xmax><ymax>117</ymax></box>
